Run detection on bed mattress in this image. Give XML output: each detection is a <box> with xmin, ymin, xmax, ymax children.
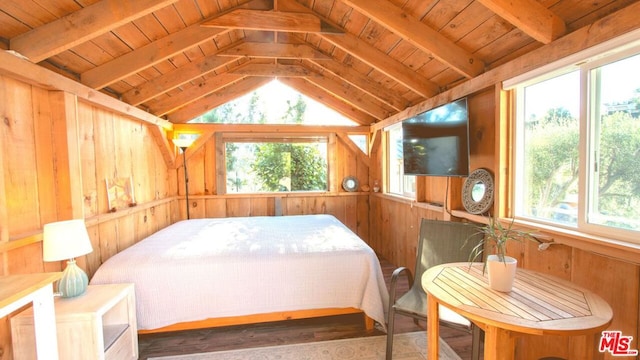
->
<box><xmin>90</xmin><ymin>214</ymin><xmax>389</xmax><ymax>331</ymax></box>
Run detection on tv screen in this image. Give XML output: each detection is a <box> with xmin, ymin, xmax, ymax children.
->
<box><xmin>402</xmin><ymin>98</ymin><xmax>470</xmax><ymax>176</ymax></box>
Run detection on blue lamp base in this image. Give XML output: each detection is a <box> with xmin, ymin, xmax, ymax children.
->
<box><xmin>58</xmin><ymin>259</ymin><xmax>89</xmax><ymax>298</ymax></box>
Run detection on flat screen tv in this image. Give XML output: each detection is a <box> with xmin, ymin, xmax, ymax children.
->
<box><xmin>402</xmin><ymin>98</ymin><xmax>470</xmax><ymax>176</ymax></box>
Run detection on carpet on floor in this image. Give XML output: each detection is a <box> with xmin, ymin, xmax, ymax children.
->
<box><xmin>148</xmin><ymin>331</ymin><xmax>462</xmax><ymax>360</ymax></box>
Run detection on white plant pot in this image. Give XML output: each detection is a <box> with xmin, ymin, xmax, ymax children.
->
<box><xmin>486</xmin><ymin>254</ymin><xmax>517</xmax><ymax>292</ymax></box>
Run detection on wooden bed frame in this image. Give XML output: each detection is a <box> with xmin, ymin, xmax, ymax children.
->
<box><xmin>138</xmin><ymin>307</ymin><xmax>374</xmax><ymax>334</ymax></box>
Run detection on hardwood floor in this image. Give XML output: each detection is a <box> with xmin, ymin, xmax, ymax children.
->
<box><xmin>137</xmin><ymin>258</ymin><xmax>479</xmax><ymax>359</ymax></box>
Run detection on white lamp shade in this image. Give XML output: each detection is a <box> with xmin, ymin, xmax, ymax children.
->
<box><xmin>43</xmin><ymin>219</ymin><xmax>93</xmax><ymax>261</ymax></box>
<box><xmin>172</xmin><ymin>138</ymin><xmax>195</xmax><ymax>149</ymax></box>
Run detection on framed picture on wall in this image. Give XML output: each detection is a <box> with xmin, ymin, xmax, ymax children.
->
<box><xmin>105</xmin><ymin>176</ymin><xmax>136</xmax><ymax>212</ymax></box>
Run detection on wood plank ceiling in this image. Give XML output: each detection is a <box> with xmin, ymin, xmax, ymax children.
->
<box><xmin>1</xmin><ymin>0</ymin><xmax>638</xmax><ymax>126</ymax></box>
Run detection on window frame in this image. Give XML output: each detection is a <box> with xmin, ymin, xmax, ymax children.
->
<box><xmin>507</xmin><ymin>39</ymin><xmax>640</xmax><ymax>245</ymax></box>
<box><xmin>385</xmin><ymin>123</ymin><xmax>416</xmax><ymax>198</ymax></box>
<box><xmin>217</xmin><ymin>132</ymin><xmax>332</xmax><ymax>195</ymax></box>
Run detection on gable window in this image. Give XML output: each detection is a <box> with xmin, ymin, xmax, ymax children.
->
<box><xmin>509</xmin><ymin>40</ymin><xmax>640</xmax><ymax>244</ymax></box>
<box><xmin>223</xmin><ymin>134</ymin><xmax>328</xmax><ymax>193</ymax></box>
<box><xmin>387</xmin><ymin>124</ymin><xmax>415</xmax><ymax>197</ymax></box>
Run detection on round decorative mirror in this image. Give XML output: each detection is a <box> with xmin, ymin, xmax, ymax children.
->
<box><xmin>342</xmin><ymin>176</ymin><xmax>359</xmax><ymax>192</ymax></box>
<box><xmin>462</xmin><ymin>168</ymin><xmax>494</xmax><ymax>214</ymax></box>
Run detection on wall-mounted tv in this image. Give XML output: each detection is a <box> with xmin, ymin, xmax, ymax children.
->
<box><xmin>402</xmin><ymin>98</ymin><xmax>470</xmax><ymax>177</ymax></box>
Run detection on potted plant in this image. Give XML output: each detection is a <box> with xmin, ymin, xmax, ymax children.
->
<box><xmin>468</xmin><ymin>216</ymin><xmax>538</xmax><ymax>292</ymax></box>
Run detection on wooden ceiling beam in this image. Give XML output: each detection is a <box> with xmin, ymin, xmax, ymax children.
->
<box><xmin>340</xmin><ymin>0</ymin><xmax>485</xmax><ymax>78</ymax></box>
<box><xmin>476</xmin><ymin>0</ymin><xmax>566</xmax><ymax>44</ymax></box>
<box><xmin>9</xmin><ymin>0</ymin><xmax>178</xmax><ymax>63</ymax></box>
<box><xmin>319</xmin><ymin>32</ymin><xmax>439</xmax><ymax>98</ymax></box>
<box><xmin>81</xmin><ymin>24</ymin><xmax>229</xmax><ymax>89</ymax></box>
<box><xmin>276</xmin><ymin>0</ymin><xmax>439</xmax><ymax>98</ymax></box>
<box><xmin>305</xmin><ymin>58</ymin><xmax>408</xmax><ymax>111</ymax></box>
<box><xmin>166</xmin><ymin>77</ymin><xmax>272</xmax><ymax>123</ymax></box>
<box><xmin>80</xmin><ymin>0</ymin><xmax>272</xmax><ymax>89</ymax></box>
<box><xmin>230</xmin><ymin>63</ymin><xmax>316</xmax><ymax>77</ymax></box>
<box><xmin>216</xmin><ymin>37</ymin><xmax>409</xmax><ymax>112</ymax></box>
<box><xmin>123</xmin><ymin>54</ymin><xmax>242</xmax><ymax>106</ymax></box>
<box><xmin>148</xmin><ymin>73</ymin><xmax>247</xmax><ymax>117</ymax></box>
<box><xmin>0</xmin><ymin>50</ymin><xmax>172</xmax><ymax>130</ymax></box>
<box><xmin>302</xmin><ymin>72</ymin><xmax>391</xmax><ymax>120</ymax></box>
<box><xmin>279</xmin><ymin>78</ymin><xmax>376</xmax><ymax>126</ymax></box>
<box><xmin>218</xmin><ymin>42</ymin><xmax>331</xmax><ymax>59</ymax></box>
<box><xmin>201</xmin><ymin>9</ymin><xmax>342</xmax><ymax>33</ymax></box>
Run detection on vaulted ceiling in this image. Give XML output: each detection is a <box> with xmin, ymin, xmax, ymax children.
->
<box><xmin>1</xmin><ymin>0</ymin><xmax>638</xmax><ymax>126</ymax></box>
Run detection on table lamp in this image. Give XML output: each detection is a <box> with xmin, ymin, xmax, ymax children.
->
<box><xmin>43</xmin><ymin>219</ymin><xmax>94</xmax><ymax>298</ymax></box>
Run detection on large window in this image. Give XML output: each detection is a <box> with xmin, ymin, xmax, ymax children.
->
<box><xmin>387</xmin><ymin>124</ymin><xmax>415</xmax><ymax>197</ymax></box>
<box><xmin>225</xmin><ymin>136</ymin><xmax>328</xmax><ymax>193</ymax></box>
<box><xmin>511</xmin><ymin>44</ymin><xmax>640</xmax><ymax>243</ymax></box>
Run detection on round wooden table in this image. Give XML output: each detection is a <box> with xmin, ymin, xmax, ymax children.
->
<box><xmin>422</xmin><ymin>263</ymin><xmax>613</xmax><ymax>360</ymax></box>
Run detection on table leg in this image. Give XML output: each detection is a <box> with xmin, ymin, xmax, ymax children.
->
<box><xmin>31</xmin><ymin>284</ymin><xmax>59</xmax><ymax>360</ymax></box>
<box><xmin>427</xmin><ymin>293</ymin><xmax>439</xmax><ymax>359</ymax></box>
<box><xmin>484</xmin><ymin>326</ymin><xmax>515</xmax><ymax>360</ymax></box>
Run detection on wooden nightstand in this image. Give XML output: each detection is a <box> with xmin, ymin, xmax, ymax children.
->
<box><xmin>11</xmin><ymin>283</ymin><xmax>138</xmax><ymax>360</ymax></box>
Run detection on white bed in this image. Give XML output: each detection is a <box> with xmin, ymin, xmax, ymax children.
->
<box><xmin>89</xmin><ymin>214</ymin><xmax>389</xmax><ymax>332</ymax></box>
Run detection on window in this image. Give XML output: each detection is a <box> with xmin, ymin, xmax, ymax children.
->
<box><xmin>387</xmin><ymin>124</ymin><xmax>415</xmax><ymax>197</ymax></box>
<box><xmin>224</xmin><ymin>136</ymin><xmax>328</xmax><ymax>193</ymax></box>
<box><xmin>511</xmin><ymin>44</ymin><xmax>640</xmax><ymax>243</ymax></box>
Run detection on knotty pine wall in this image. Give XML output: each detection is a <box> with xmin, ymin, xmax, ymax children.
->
<box><xmin>0</xmin><ymin>73</ymin><xmax>371</xmax><ymax>358</ymax></box>
<box><xmin>0</xmin><ymin>74</ymin><xmax>176</xmax><ymax>358</ymax></box>
<box><xmin>369</xmin><ymin>87</ymin><xmax>640</xmax><ymax>360</ymax></box>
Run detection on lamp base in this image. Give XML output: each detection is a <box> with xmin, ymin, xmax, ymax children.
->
<box><xmin>57</xmin><ymin>259</ymin><xmax>89</xmax><ymax>298</ymax></box>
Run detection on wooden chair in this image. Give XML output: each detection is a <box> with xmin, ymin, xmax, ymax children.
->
<box><xmin>385</xmin><ymin>219</ymin><xmax>483</xmax><ymax>360</ymax></box>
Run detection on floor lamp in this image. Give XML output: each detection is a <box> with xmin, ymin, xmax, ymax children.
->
<box><xmin>172</xmin><ymin>138</ymin><xmax>195</xmax><ymax>219</ymax></box>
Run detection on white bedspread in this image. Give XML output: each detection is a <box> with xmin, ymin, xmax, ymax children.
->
<box><xmin>90</xmin><ymin>215</ymin><xmax>389</xmax><ymax>331</ymax></box>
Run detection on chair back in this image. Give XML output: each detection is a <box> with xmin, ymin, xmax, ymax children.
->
<box><xmin>412</xmin><ymin>219</ymin><xmax>483</xmax><ymax>294</ymax></box>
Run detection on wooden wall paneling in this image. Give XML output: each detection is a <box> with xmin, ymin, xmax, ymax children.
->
<box><xmin>153</xmin><ymin>135</ymin><xmax>170</xmax><ymax>200</ymax></box>
<box><xmin>0</xmin><ymin>76</ymin><xmax>7</xmax><ymax>248</ymax></box>
<box><xmin>327</xmin><ymin>133</ymin><xmax>338</xmax><ymax>192</ymax></box>
<box><xmin>317</xmin><ymin>196</ymin><xmax>333</xmax><ymax>216</ymax></box>
<box><xmin>116</xmin><ymin>216</ymin><xmax>136</xmax><ymax>253</ymax></box>
<box><xmin>189</xmin><ymin>143</ymin><xmax>206</xmax><ymax>195</ymax></box>
<box><xmin>7</xmin><ymin>243</ymin><xmax>45</xmax><ymax>275</ymax></box>
<box><xmin>132</xmin><ymin>123</ymin><xmax>152</xmax><ymax>204</ymax></box>
<box><xmin>85</xmin><ymin>224</ymin><xmax>102</xmax><ymax>279</ymax></box>
<box><xmin>97</xmin><ymin>221</ymin><xmax>119</xmax><ymax>266</ymax></box>
<box><xmin>339</xmin><ymin>135</ymin><xmax>355</xmax><ymax>188</ymax></box>
<box><xmin>204</xmin><ymin>134</ymin><xmax>216</xmax><ymax>195</ymax></box>
<box><xmin>572</xmin><ymin>250</ymin><xmax>639</xmax><ymax>360</ymax></box>
<box><xmin>186</xmin><ymin>145</ymin><xmax>207</xmax><ymax>219</ymax></box>
<box><xmin>93</xmin><ymin>107</ymin><xmax>117</xmax><ymax>214</ymax></box>
<box><xmin>31</xmin><ymin>87</ymin><xmax>57</xmax><ymax>231</ymax></box>
<box><xmin>446</xmin><ymin>177</ymin><xmax>464</xmax><ymax>215</ymax></box>
<box><xmin>136</xmin><ymin>208</ymin><xmax>152</xmax><ymax>243</ymax></box>
<box><xmin>214</xmin><ymin>133</ymin><xmax>225</xmax><ymax>195</ymax></box>
<box><xmin>356</xmin><ymin>195</ymin><xmax>369</xmax><ymax>242</ymax></box>
<box><xmin>226</xmin><ymin>197</ymin><xmax>252</xmax><ymax>217</ymax></box>
<box><xmin>249</xmin><ymin>197</ymin><xmax>274</xmax><ymax>216</ymax></box>
<box><xmin>49</xmin><ymin>91</ymin><xmax>84</xmax><ymax>219</ymax></box>
<box><xmin>522</xmin><ymin>240</ymin><xmax>572</xmax><ymax>280</ymax></box>
<box><xmin>78</xmin><ymin>102</ymin><xmax>98</xmax><ymax>217</ymax></box>
<box><xmin>423</xmin><ymin>176</ymin><xmax>447</xmax><ymax>206</ymax></box>
<box><xmin>467</xmin><ymin>87</ymin><xmax>495</xmax><ymax>172</ymax></box>
<box><xmin>205</xmin><ymin>198</ymin><xmax>227</xmax><ymax>218</ymax></box>
<box><xmin>2</xmin><ymin>78</ymin><xmax>39</xmax><ymax>235</ymax></box>
<box><xmin>114</xmin><ymin>114</ymin><xmax>134</xmax><ymax>188</ymax></box>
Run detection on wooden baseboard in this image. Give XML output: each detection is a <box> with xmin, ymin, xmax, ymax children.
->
<box><xmin>138</xmin><ymin>307</ymin><xmax>374</xmax><ymax>334</ymax></box>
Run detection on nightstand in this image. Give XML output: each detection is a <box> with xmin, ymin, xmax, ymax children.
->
<box><xmin>11</xmin><ymin>283</ymin><xmax>138</xmax><ymax>360</ymax></box>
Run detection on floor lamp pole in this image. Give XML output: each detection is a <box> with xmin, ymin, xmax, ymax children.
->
<box><xmin>181</xmin><ymin>147</ymin><xmax>190</xmax><ymax>220</ymax></box>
